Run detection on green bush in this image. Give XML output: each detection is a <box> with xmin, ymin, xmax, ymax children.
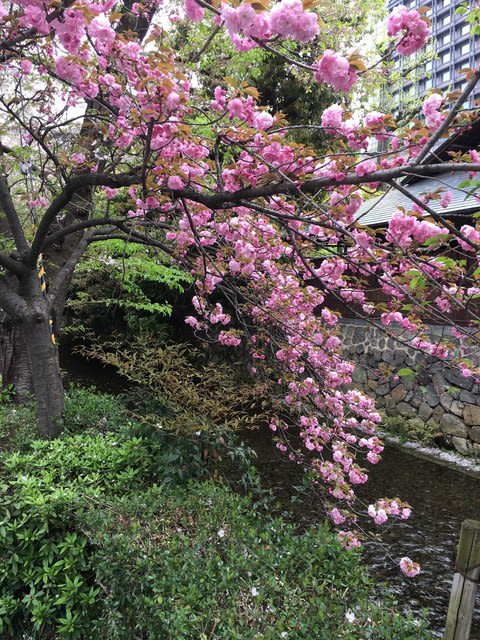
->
<box><xmin>63</xmin><ymin>385</ymin><xmax>127</xmax><ymax>433</ymax></box>
<box><xmin>84</xmin><ymin>483</ymin><xmax>431</xmax><ymax>640</ymax></box>
<box><xmin>0</xmin><ymin>388</ymin><xmax>433</xmax><ymax>639</ymax></box>
<box><xmin>0</xmin><ymin>433</ymin><xmax>151</xmax><ymax>638</ymax></box>
<box><xmin>0</xmin><ymin>402</ymin><xmax>37</xmax><ymax>452</ymax></box>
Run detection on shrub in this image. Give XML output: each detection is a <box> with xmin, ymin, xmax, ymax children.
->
<box><xmin>84</xmin><ymin>483</ymin><xmax>430</xmax><ymax>640</ymax></box>
<box><xmin>79</xmin><ymin>337</ymin><xmax>275</xmax><ymax>433</ymax></box>
<box><xmin>0</xmin><ymin>402</ymin><xmax>37</xmax><ymax>452</ymax></box>
<box><xmin>0</xmin><ymin>389</ymin><xmax>433</xmax><ymax>639</ymax></box>
<box><xmin>66</xmin><ymin>239</ymin><xmax>193</xmax><ymax>335</ymax></box>
<box><xmin>63</xmin><ymin>385</ymin><xmax>127</xmax><ymax>434</ymax></box>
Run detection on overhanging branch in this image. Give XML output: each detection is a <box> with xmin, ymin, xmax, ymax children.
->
<box><xmin>27</xmin><ymin>170</ymin><xmax>141</xmax><ymax>266</ymax></box>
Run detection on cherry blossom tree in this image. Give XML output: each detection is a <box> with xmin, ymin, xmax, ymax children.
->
<box><xmin>0</xmin><ymin>0</ymin><xmax>479</xmax><ymax>564</ymax></box>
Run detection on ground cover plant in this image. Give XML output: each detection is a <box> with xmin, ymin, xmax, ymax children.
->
<box><xmin>0</xmin><ymin>388</ymin><xmax>432</xmax><ymax>639</ymax></box>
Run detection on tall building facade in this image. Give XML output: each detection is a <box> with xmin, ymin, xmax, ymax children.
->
<box><xmin>387</xmin><ymin>0</ymin><xmax>480</xmax><ymax>107</ymax></box>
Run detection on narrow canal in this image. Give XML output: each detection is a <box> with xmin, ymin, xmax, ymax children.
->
<box><xmin>241</xmin><ymin>429</ymin><xmax>480</xmax><ymax>638</ymax></box>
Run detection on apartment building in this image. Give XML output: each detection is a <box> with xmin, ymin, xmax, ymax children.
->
<box><xmin>387</xmin><ymin>0</ymin><xmax>480</xmax><ymax>107</ymax></box>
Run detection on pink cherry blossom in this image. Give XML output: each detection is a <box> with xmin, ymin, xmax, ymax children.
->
<box><xmin>329</xmin><ymin>508</ymin><xmax>346</xmax><ymax>525</ymax></box>
<box><xmin>313</xmin><ymin>50</ymin><xmax>358</xmax><ymax>92</ymax></box>
<box><xmin>168</xmin><ymin>176</ymin><xmax>185</xmax><ymax>190</ymax></box>
<box><xmin>399</xmin><ymin>556</ymin><xmax>421</xmax><ymax>577</ymax></box>
<box><xmin>269</xmin><ymin>0</ymin><xmax>319</xmax><ymax>42</ymax></box>
<box><xmin>423</xmin><ymin>93</ymin><xmax>444</xmax><ymax>129</ymax></box>
<box><xmin>355</xmin><ymin>159</ymin><xmax>377</xmax><ymax>177</ymax></box>
<box><xmin>440</xmin><ymin>191</ymin><xmax>452</xmax><ymax>208</ymax></box>
<box><xmin>458</xmin><ymin>224</ymin><xmax>480</xmax><ymax>251</ymax></box>
<box><xmin>387</xmin><ymin>5</ymin><xmax>429</xmax><ymax>55</ymax></box>
<box><xmin>321</xmin><ymin>104</ymin><xmax>343</xmax><ymax>129</ymax></box>
<box><xmin>184</xmin><ymin>0</ymin><xmax>204</xmax><ymax>21</ymax></box>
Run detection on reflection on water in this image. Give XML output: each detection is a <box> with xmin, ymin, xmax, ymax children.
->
<box><xmin>241</xmin><ymin>430</ymin><xmax>480</xmax><ymax>638</ymax></box>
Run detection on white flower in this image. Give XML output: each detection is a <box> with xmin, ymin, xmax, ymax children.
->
<box><xmin>345</xmin><ymin>610</ymin><xmax>356</xmax><ymax>623</ymax></box>
<box><xmin>251</xmin><ymin>587</ymin><xmax>259</xmax><ymax>597</ymax></box>
<box><xmin>217</xmin><ymin>528</ymin><xmax>225</xmax><ymax>538</ymax></box>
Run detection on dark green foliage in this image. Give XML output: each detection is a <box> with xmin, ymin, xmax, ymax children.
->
<box><xmin>0</xmin><ymin>388</ymin><xmax>432</xmax><ymax>639</ymax></box>
<box><xmin>251</xmin><ymin>51</ymin><xmax>339</xmax><ymax>149</ymax></box>
<box><xmin>83</xmin><ymin>483</ymin><xmax>431</xmax><ymax>640</ymax></box>
<box><xmin>62</xmin><ymin>385</ymin><xmax>128</xmax><ymax>433</ymax></box>
<box><xmin>67</xmin><ymin>239</ymin><xmax>192</xmax><ymax>335</ymax></box>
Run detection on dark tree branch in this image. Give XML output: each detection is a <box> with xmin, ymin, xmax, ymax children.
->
<box><xmin>24</xmin><ymin>159</ymin><xmax>480</xmax><ymax>269</ymax></box>
<box><xmin>26</xmin><ymin>170</ymin><xmax>141</xmax><ymax>266</ymax></box>
<box><xmin>48</xmin><ymin>234</ymin><xmax>90</xmax><ymax>304</ymax></box>
<box><xmin>0</xmin><ymin>252</ymin><xmax>28</xmax><ymax>278</ymax></box>
<box><xmin>42</xmin><ymin>217</ymin><xmax>130</xmax><ymax>248</ymax></box>
<box><xmin>172</xmin><ymin>162</ymin><xmax>480</xmax><ymax>209</ymax></box>
<box><xmin>0</xmin><ymin>176</ymin><xmax>29</xmax><ymax>253</ymax></box>
<box><xmin>0</xmin><ymin>276</ymin><xmax>29</xmax><ymax>320</ymax></box>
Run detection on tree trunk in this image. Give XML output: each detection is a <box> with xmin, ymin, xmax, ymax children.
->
<box><xmin>0</xmin><ymin>315</ymin><xmax>34</xmax><ymax>401</ymax></box>
<box><xmin>0</xmin><ymin>266</ymin><xmax>65</xmax><ymax>438</ymax></box>
<box><xmin>21</xmin><ymin>308</ymin><xmax>64</xmax><ymax>438</ymax></box>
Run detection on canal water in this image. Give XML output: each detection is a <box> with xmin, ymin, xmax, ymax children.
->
<box><xmin>62</xmin><ymin>351</ymin><xmax>480</xmax><ymax>637</ymax></box>
<box><xmin>240</xmin><ymin>428</ymin><xmax>480</xmax><ymax>638</ymax></box>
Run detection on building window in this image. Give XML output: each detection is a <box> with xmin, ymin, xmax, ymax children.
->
<box><xmin>459</xmin><ymin>42</ymin><xmax>471</xmax><ymax>57</ymax></box>
<box><xmin>440</xmin><ymin>33</ymin><xmax>451</xmax><ymax>46</ymax></box>
<box><xmin>439</xmin><ymin>69</ymin><xmax>451</xmax><ymax>84</ymax></box>
<box><xmin>461</xmin><ymin>23</ymin><xmax>471</xmax><ymax>37</ymax></box>
<box><xmin>440</xmin><ymin>14</ymin><xmax>451</xmax><ymax>28</ymax></box>
<box><xmin>440</xmin><ymin>50</ymin><xmax>450</xmax><ymax>65</ymax></box>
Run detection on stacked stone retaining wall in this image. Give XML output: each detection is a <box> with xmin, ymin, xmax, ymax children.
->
<box><xmin>340</xmin><ymin>319</ymin><xmax>480</xmax><ymax>455</ymax></box>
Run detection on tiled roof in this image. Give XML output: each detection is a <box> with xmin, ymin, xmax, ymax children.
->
<box><xmin>356</xmin><ymin>171</ymin><xmax>480</xmax><ymax>227</ymax></box>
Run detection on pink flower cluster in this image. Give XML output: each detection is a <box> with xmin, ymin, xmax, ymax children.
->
<box><xmin>219</xmin><ymin>0</ymin><xmax>319</xmax><ymax>43</ymax></box>
<box><xmin>458</xmin><ymin>224</ymin><xmax>480</xmax><ymax>251</ymax></box>
<box><xmin>184</xmin><ymin>0</ymin><xmax>204</xmax><ymax>21</ymax></box>
<box><xmin>355</xmin><ymin>158</ymin><xmax>377</xmax><ymax>177</ymax></box>
<box><xmin>387</xmin><ymin>5</ymin><xmax>430</xmax><ymax>55</ymax></box>
<box><xmin>399</xmin><ymin>556</ymin><xmax>421</xmax><ymax>578</ymax></box>
<box><xmin>313</xmin><ymin>50</ymin><xmax>358</xmax><ymax>92</ymax></box>
<box><xmin>422</xmin><ymin>93</ymin><xmax>444</xmax><ymax>130</ymax></box>
<box><xmin>368</xmin><ymin>499</ymin><xmax>411</xmax><ymax>525</ymax></box>
<box><xmin>321</xmin><ymin>104</ymin><xmax>343</xmax><ymax>129</ymax></box>
<box><xmin>386</xmin><ymin>209</ymin><xmax>448</xmax><ymax>249</ymax></box>
<box><xmin>269</xmin><ymin>0</ymin><xmax>319</xmax><ymax>42</ymax></box>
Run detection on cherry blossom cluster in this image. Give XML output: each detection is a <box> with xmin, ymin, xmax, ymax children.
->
<box><xmin>423</xmin><ymin>93</ymin><xmax>445</xmax><ymax>130</ymax></box>
<box><xmin>220</xmin><ymin>0</ymin><xmax>319</xmax><ymax>45</ymax></box>
<box><xmin>387</xmin><ymin>4</ymin><xmax>430</xmax><ymax>55</ymax></box>
<box><xmin>386</xmin><ymin>209</ymin><xmax>449</xmax><ymax>249</ymax></box>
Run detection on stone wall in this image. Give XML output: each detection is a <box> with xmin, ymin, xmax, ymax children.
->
<box><xmin>340</xmin><ymin>319</ymin><xmax>480</xmax><ymax>455</ymax></box>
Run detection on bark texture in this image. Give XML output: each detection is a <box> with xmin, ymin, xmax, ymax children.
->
<box><xmin>0</xmin><ymin>316</ymin><xmax>33</xmax><ymax>401</ymax></box>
